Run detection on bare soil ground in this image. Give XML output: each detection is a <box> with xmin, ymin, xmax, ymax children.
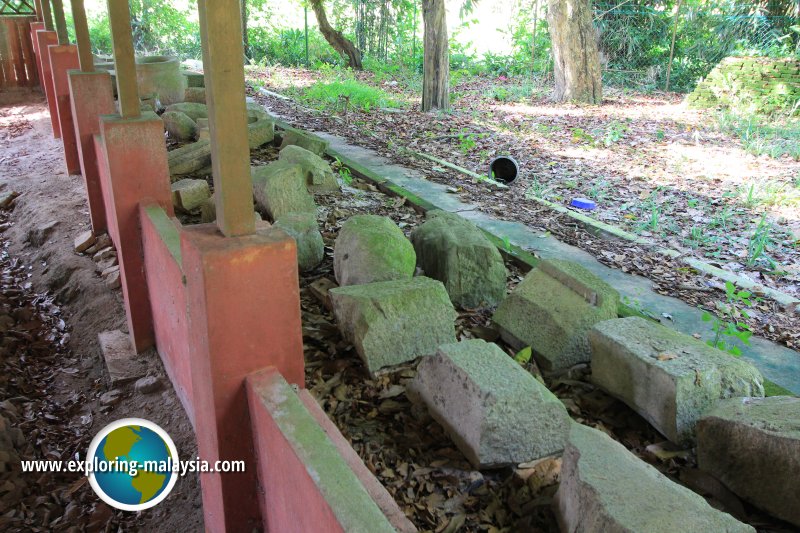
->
<box><xmin>0</xmin><ymin>91</ymin><xmax>202</xmax><ymax>532</ymax></box>
<box><xmin>247</xmin><ymin>67</ymin><xmax>800</xmax><ymax>352</ymax></box>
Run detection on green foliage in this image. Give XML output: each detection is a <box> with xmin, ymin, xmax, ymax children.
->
<box><xmin>717</xmin><ymin>111</ymin><xmax>800</xmax><ymax>160</ymax></box>
<box><xmin>457</xmin><ymin>132</ymin><xmax>477</xmax><ymax>154</ymax></box>
<box><xmin>602</xmin><ymin>120</ymin><xmax>628</xmax><ymax>146</ymax></box>
<box><xmin>300</xmin><ymin>77</ymin><xmax>400</xmax><ymax>112</ymax></box>
<box><xmin>333</xmin><ymin>157</ymin><xmax>353</xmax><ymax>186</ymax></box>
<box><xmin>514</xmin><ymin>346</ymin><xmax>532</xmax><ymax>366</ymax></box>
<box><xmin>746</xmin><ymin>213</ymin><xmax>775</xmax><ymax>268</ymax></box>
<box><xmin>701</xmin><ymin>281</ymin><xmax>755</xmax><ymax>357</ymax></box>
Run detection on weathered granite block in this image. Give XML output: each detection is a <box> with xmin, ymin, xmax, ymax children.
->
<box><xmin>275</xmin><ymin>213</ymin><xmax>325</xmax><ymax>272</ymax></box>
<box><xmin>333</xmin><ymin>215</ymin><xmax>416</xmax><ymax>286</ymax></box>
<box><xmin>492</xmin><ymin>259</ymin><xmax>619</xmax><ymax>370</ymax></box>
<box><xmin>251</xmin><ymin>161</ymin><xmax>317</xmax><ymax>222</ymax></box>
<box><xmin>329</xmin><ymin>277</ymin><xmax>456</xmax><ymax>375</ymax></box>
<box><xmin>556</xmin><ymin>423</ymin><xmax>754</xmax><ymax>533</ymax></box>
<box><xmin>697</xmin><ymin>396</ymin><xmax>800</xmax><ymax>527</ymax></box>
<box><xmin>171</xmin><ymin>178</ymin><xmax>210</xmax><ymax>213</ymax></box>
<box><xmin>590</xmin><ymin>317</ymin><xmax>764</xmax><ymax>444</ymax></box>
<box><xmin>410</xmin><ymin>211</ymin><xmax>507</xmax><ymax>309</ymax></box>
<box><xmin>411</xmin><ymin>339</ymin><xmax>570</xmax><ymax>468</ymax></box>
<box><xmin>278</xmin><ymin>145</ymin><xmax>340</xmax><ymax>193</ymax></box>
<box><xmin>164</xmin><ymin>102</ymin><xmax>208</xmax><ymax>121</ymax></box>
<box><xmin>161</xmin><ymin>111</ymin><xmax>197</xmax><ymax>142</ymax></box>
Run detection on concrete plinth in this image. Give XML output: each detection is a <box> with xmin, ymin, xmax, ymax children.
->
<box><xmin>97</xmin><ymin>113</ymin><xmax>173</xmax><ymax>353</ymax></box>
<box><xmin>48</xmin><ymin>45</ymin><xmax>81</xmax><ymax>174</ymax></box>
<box><xmin>69</xmin><ymin>70</ymin><xmax>115</xmax><ymax>233</ymax></box>
<box><xmin>35</xmin><ymin>31</ymin><xmax>59</xmax><ymax>137</ymax></box>
<box><xmin>181</xmin><ymin>223</ymin><xmax>304</xmax><ymax>532</ymax></box>
<box><xmin>29</xmin><ymin>22</ymin><xmax>45</xmax><ymax>90</ymax></box>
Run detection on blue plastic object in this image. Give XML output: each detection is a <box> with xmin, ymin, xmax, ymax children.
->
<box><xmin>570</xmin><ymin>198</ymin><xmax>597</xmax><ymax>210</ymax></box>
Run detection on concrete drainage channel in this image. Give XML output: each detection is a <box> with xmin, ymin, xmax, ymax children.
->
<box><xmin>168</xmin><ymin>100</ymin><xmax>799</xmax><ymax>530</ymax></box>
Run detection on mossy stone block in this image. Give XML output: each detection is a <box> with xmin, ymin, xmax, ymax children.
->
<box><xmin>590</xmin><ymin>317</ymin><xmax>765</xmax><ymax>444</ymax></box>
<box><xmin>333</xmin><ymin>215</ymin><xmax>416</xmax><ymax>286</ymax></box>
<box><xmin>492</xmin><ymin>259</ymin><xmax>619</xmax><ymax>370</ymax></box>
<box><xmin>330</xmin><ymin>277</ymin><xmax>457</xmax><ymax>375</ymax></box>
<box><xmin>410</xmin><ymin>210</ymin><xmax>507</xmax><ymax>308</ymax></box>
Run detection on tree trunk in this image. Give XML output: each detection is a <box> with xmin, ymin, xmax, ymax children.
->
<box><xmin>309</xmin><ymin>0</ymin><xmax>362</xmax><ymax>69</ymax></box>
<box><xmin>241</xmin><ymin>0</ymin><xmax>250</xmax><ymax>59</ymax></box>
<box><xmin>547</xmin><ymin>0</ymin><xmax>602</xmax><ymax>104</ymax></box>
<box><xmin>421</xmin><ymin>0</ymin><xmax>448</xmax><ymax>111</ymax></box>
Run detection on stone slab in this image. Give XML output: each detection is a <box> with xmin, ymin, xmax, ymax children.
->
<box><xmin>171</xmin><ymin>178</ymin><xmax>210</xmax><ymax>213</ymax></box>
<box><xmin>333</xmin><ymin>215</ymin><xmax>416</xmax><ymax>287</ymax></box>
<box><xmin>411</xmin><ymin>210</ymin><xmax>507</xmax><ymax>308</ymax></box>
<box><xmin>278</xmin><ymin>144</ymin><xmax>340</xmax><ymax>193</ymax></box>
<box><xmin>697</xmin><ymin>396</ymin><xmax>800</xmax><ymax>527</ymax></box>
<box><xmin>590</xmin><ymin>317</ymin><xmax>765</xmax><ymax>444</ymax></box>
<box><xmin>329</xmin><ymin>277</ymin><xmax>457</xmax><ymax>375</ymax></box>
<box><xmin>493</xmin><ymin>259</ymin><xmax>619</xmax><ymax>370</ymax></box>
<box><xmin>251</xmin><ymin>161</ymin><xmax>317</xmax><ymax>222</ymax></box>
<box><xmin>274</xmin><ymin>212</ymin><xmax>324</xmax><ymax>272</ymax></box>
<box><xmin>555</xmin><ymin>423</ymin><xmax>754</xmax><ymax>533</ymax></box>
<box><xmin>411</xmin><ymin>339</ymin><xmax>570</xmax><ymax>468</ymax></box>
<box><xmin>98</xmin><ymin>330</ymin><xmax>147</xmax><ymax>385</ymax></box>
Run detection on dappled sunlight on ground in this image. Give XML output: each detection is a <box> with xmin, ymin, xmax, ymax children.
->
<box><xmin>249</xmin><ymin>66</ymin><xmax>800</xmax><ymax>297</ymax></box>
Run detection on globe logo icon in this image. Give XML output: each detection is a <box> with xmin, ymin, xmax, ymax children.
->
<box><xmin>87</xmin><ymin>418</ymin><xmax>179</xmax><ymax>511</ymax></box>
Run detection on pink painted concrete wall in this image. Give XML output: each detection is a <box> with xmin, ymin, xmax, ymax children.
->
<box><xmin>139</xmin><ymin>202</ymin><xmax>194</xmax><ymax>427</ymax></box>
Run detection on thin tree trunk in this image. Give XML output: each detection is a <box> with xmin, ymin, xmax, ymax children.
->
<box><xmin>241</xmin><ymin>0</ymin><xmax>250</xmax><ymax>59</ymax></box>
<box><xmin>422</xmin><ymin>0</ymin><xmax>448</xmax><ymax>111</ymax></box>
<box><xmin>547</xmin><ymin>0</ymin><xmax>602</xmax><ymax>104</ymax></box>
<box><xmin>309</xmin><ymin>0</ymin><xmax>362</xmax><ymax>69</ymax></box>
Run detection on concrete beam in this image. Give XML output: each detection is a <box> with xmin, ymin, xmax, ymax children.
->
<box><xmin>69</xmin><ymin>0</ymin><xmax>94</xmax><ymax>71</ymax></box>
<box><xmin>39</xmin><ymin>0</ymin><xmax>54</xmax><ymax>31</ymax></box>
<box><xmin>106</xmin><ymin>0</ymin><xmax>140</xmax><ymax>119</ymax></box>
<box><xmin>197</xmin><ymin>0</ymin><xmax>255</xmax><ymax>237</ymax></box>
<box><xmin>51</xmin><ymin>0</ymin><xmax>69</xmax><ymax>45</ymax></box>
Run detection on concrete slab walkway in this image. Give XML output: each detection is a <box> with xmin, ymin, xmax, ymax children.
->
<box><xmin>267</xmin><ymin>110</ymin><xmax>800</xmax><ymax>394</ymax></box>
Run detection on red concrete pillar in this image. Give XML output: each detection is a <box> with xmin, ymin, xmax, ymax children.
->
<box><xmin>35</xmin><ymin>31</ymin><xmax>60</xmax><ymax>138</ymax></box>
<box><xmin>69</xmin><ymin>70</ymin><xmax>115</xmax><ymax>233</ymax></box>
<box><xmin>29</xmin><ymin>22</ymin><xmax>45</xmax><ymax>90</ymax></box>
<box><xmin>48</xmin><ymin>44</ymin><xmax>81</xmax><ymax>174</ymax></box>
<box><xmin>181</xmin><ymin>223</ymin><xmax>304</xmax><ymax>532</ymax></box>
<box><xmin>97</xmin><ymin>114</ymin><xmax>173</xmax><ymax>353</ymax></box>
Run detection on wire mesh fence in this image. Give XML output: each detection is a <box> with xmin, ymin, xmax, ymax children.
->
<box><xmin>593</xmin><ymin>2</ymin><xmax>799</xmax><ymax>92</ymax></box>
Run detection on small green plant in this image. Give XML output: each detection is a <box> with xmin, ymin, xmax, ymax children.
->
<box><xmin>746</xmin><ymin>213</ymin><xmax>774</xmax><ymax>268</ymax></box>
<box><xmin>621</xmin><ymin>296</ymin><xmax>658</xmax><ymax>320</ymax></box>
<box><xmin>525</xmin><ymin>178</ymin><xmax>553</xmax><ymax>200</ymax></box>
<box><xmin>687</xmin><ymin>225</ymin><xmax>713</xmax><ymax>248</ymax></box>
<box><xmin>514</xmin><ymin>346</ymin><xmax>532</xmax><ymax>366</ymax></box>
<box><xmin>709</xmin><ymin>206</ymin><xmax>735</xmax><ymax>230</ymax></box>
<box><xmin>457</xmin><ymin>132</ymin><xmax>477</xmax><ymax>154</ymax></box>
<box><xmin>500</xmin><ymin>236</ymin><xmax>512</xmax><ymax>252</ymax></box>
<box><xmin>571</xmin><ymin>128</ymin><xmax>595</xmax><ymax>145</ymax></box>
<box><xmin>602</xmin><ymin>120</ymin><xmax>628</xmax><ymax>146</ymax></box>
<box><xmin>701</xmin><ymin>281</ymin><xmax>755</xmax><ymax>357</ymax></box>
<box><xmin>334</xmin><ymin>157</ymin><xmax>353</xmax><ymax>186</ymax></box>
<box><xmin>587</xmin><ymin>179</ymin><xmax>610</xmax><ymax>202</ymax></box>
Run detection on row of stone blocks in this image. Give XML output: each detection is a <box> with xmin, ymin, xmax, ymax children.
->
<box><xmin>328</xmin><ymin>236</ymin><xmax>797</xmax><ymax>529</ymax></box>
<box><xmin>407</xmin><ymin>338</ymin><xmax>771</xmax><ymax>531</ymax></box>
<box><xmin>233</xmin><ymin>120</ymin><xmax>799</xmax><ymax>529</ymax></box>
